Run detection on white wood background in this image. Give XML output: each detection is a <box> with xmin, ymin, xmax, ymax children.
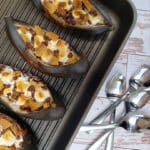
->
<box><xmin>71</xmin><ymin>0</ymin><xmax>150</xmax><ymax>149</ymax></box>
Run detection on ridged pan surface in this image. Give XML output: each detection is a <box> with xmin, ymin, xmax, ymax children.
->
<box><xmin>0</xmin><ymin>0</ymin><xmax>136</xmax><ymax>149</ymax></box>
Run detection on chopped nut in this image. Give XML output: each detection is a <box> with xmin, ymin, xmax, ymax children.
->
<box><xmin>45</xmin><ymin>32</ymin><xmax>59</xmax><ymax>41</ymax></box>
<box><xmin>33</xmin><ymin>25</ymin><xmax>44</xmax><ymax>36</ymax></box>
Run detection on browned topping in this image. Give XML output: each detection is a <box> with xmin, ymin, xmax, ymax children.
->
<box><xmin>11</xmin><ymin>92</ymin><xmax>21</xmax><ymax>100</ymax></box>
<box><xmin>0</xmin><ymin>65</ymin><xmax>55</xmax><ymax>114</ymax></box>
<box><xmin>28</xmin><ymin>85</ymin><xmax>35</xmax><ymax>92</ymax></box>
<box><xmin>73</xmin><ymin>0</ymin><xmax>82</xmax><ymax>9</ymax></box>
<box><xmin>21</xmin><ymin>100</ymin><xmax>44</xmax><ymax>112</ymax></box>
<box><xmin>13</xmin><ymin>71</ymin><xmax>22</xmax><ymax>80</ymax></box>
<box><xmin>16</xmin><ymin>24</ymin><xmax>80</xmax><ymax>66</ymax></box>
<box><xmin>41</xmin><ymin>0</ymin><xmax>105</xmax><ymax>27</ymax></box>
<box><xmin>89</xmin><ymin>10</ymin><xmax>98</xmax><ymax>16</ymax></box>
<box><xmin>45</xmin><ymin>32</ymin><xmax>59</xmax><ymax>41</ymax></box>
<box><xmin>33</xmin><ymin>25</ymin><xmax>44</xmax><ymax>36</ymax></box>
<box><xmin>56</xmin><ymin>2</ymin><xmax>67</xmax><ymax>16</ymax></box>
<box><xmin>0</xmin><ymin>114</ymin><xmax>24</xmax><ymax>149</ymax></box>
<box><xmin>0</xmin><ymin>118</ymin><xmax>13</xmax><ymax>130</ymax></box>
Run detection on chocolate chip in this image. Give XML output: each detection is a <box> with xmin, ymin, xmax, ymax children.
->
<box><xmin>20</xmin><ymin>106</ymin><xmax>31</xmax><ymax>112</ymax></box>
<box><xmin>26</xmin><ymin>42</ymin><xmax>33</xmax><ymax>50</ymax></box>
<box><xmin>42</xmin><ymin>84</ymin><xmax>48</xmax><ymax>90</ymax></box>
<box><xmin>64</xmin><ymin>11</ymin><xmax>76</xmax><ymax>25</ymax></box>
<box><xmin>0</xmin><ymin>65</ymin><xmax>5</xmax><ymax>72</ymax></box>
<box><xmin>45</xmin><ymin>97</ymin><xmax>51</xmax><ymax>102</ymax></box>
<box><xmin>28</xmin><ymin>85</ymin><xmax>35</xmax><ymax>92</ymax></box>
<box><xmin>32</xmin><ymin>75</ymin><xmax>41</xmax><ymax>81</ymax></box>
<box><xmin>54</xmin><ymin>50</ymin><xmax>59</xmax><ymax>57</ymax></box>
<box><xmin>68</xmin><ymin>52</ymin><xmax>73</xmax><ymax>58</ymax></box>
<box><xmin>80</xmin><ymin>14</ymin><xmax>85</xmax><ymax>19</ymax></box>
<box><xmin>29</xmin><ymin>28</ymin><xmax>36</xmax><ymax>36</ymax></box>
<box><xmin>44</xmin><ymin>35</ymin><xmax>50</xmax><ymax>46</ymax></box>
<box><xmin>90</xmin><ymin>10</ymin><xmax>98</xmax><ymax>16</ymax></box>
<box><xmin>42</xmin><ymin>40</ymin><xmax>48</xmax><ymax>46</ymax></box>
<box><xmin>11</xmin><ymin>92</ymin><xmax>21</xmax><ymax>100</ymax></box>
<box><xmin>66</xmin><ymin>17</ymin><xmax>76</xmax><ymax>25</ymax></box>
<box><xmin>58</xmin><ymin>61</ymin><xmax>63</xmax><ymax>65</ymax></box>
<box><xmin>88</xmin><ymin>20</ymin><xmax>92</xmax><ymax>24</ymax></box>
<box><xmin>44</xmin><ymin>35</ymin><xmax>50</xmax><ymax>41</ymax></box>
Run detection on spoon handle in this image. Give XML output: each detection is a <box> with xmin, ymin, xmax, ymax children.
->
<box><xmin>105</xmin><ymin>110</ymin><xmax>116</xmax><ymax>150</ymax></box>
<box><xmin>90</xmin><ymin>98</ymin><xmax>124</xmax><ymax>125</ymax></box>
<box><xmin>80</xmin><ymin>124</ymin><xmax>117</xmax><ymax>132</ymax></box>
<box><xmin>88</xmin><ymin>131</ymin><xmax>112</xmax><ymax>150</ymax></box>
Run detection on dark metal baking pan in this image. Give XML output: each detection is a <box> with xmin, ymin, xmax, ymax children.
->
<box><xmin>0</xmin><ymin>0</ymin><xmax>136</xmax><ymax>149</ymax></box>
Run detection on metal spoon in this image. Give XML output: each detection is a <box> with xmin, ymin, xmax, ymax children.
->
<box><xmin>88</xmin><ymin>66</ymin><xmax>150</xmax><ymax>126</ymax></box>
<box><xmin>105</xmin><ymin>66</ymin><xmax>150</xmax><ymax>150</ymax></box>
<box><xmin>80</xmin><ymin>86</ymin><xmax>150</xmax><ymax>132</ymax></box>
<box><xmin>88</xmin><ymin>73</ymin><xmax>126</xmax><ymax>132</ymax></box>
<box><xmin>80</xmin><ymin>113</ymin><xmax>150</xmax><ymax>132</ymax></box>
<box><xmin>87</xmin><ymin>114</ymin><xmax>150</xmax><ymax>150</ymax></box>
<box><xmin>105</xmin><ymin>73</ymin><xmax>126</xmax><ymax>150</ymax></box>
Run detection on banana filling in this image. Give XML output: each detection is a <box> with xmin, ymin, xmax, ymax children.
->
<box><xmin>0</xmin><ymin>64</ymin><xmax>56</xmax><ymax>114</ymax></box>
<box><xmin>15</xmin><ymin>24</ymin><xmax>80</xmax><ymax>66</ymax></box>
<box><xmin>41</xmin><ymin>0</ymin><xmax>105</xmax><ymax>27</ymax></box>
<box><xmin>0</xmin><ymin>114</ymin><xmax>24</xmax><ymax>150</ymax></box>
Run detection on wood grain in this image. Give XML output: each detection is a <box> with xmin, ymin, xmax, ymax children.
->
<box><xmin>71</xmin><ymin>0</ymin><xmax>150</xmax><ymax>149</ymax></box>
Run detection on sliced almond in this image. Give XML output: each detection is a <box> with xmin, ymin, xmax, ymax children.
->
<box><xmin>73</xmin><ymin>0</ymin><xmax>82</xmax><ymax>9</ymax></box>
<box><xmin>59</xmin><ymin>48</ymin><xmax>66</xmax><ymax>58</ymax></box>
<box><xmin>67</xmin><ymin>53</ymin><xmax>80</xmax><ymax>64</ymax></box>
<box><xmin>35</xmin><ymin>46</ymin><xmax>44</xmax><ymax>58</ymax></box>
<box><xmin>3</xmin><ymin>88</ymin><xmax>11</xmax><ymax>96</ymax></box>
<box><xmin>11</xmin><ymin>125</ymin><xmax>22</xmax><ymax>137</ymax></box>
<box><xmin>21</xmin><ymin>33</ymin><xmax>30</xmax><ymax>43</ymax></box>
<box><xmin>45</xmin><ymin>32</ymin><xmax>59</xmax><ymax>41</ymax></box>
<box><xmin>43</xmin><ymin>1</ymin><xmax>56</xmax><ymax>14</ymax></box>
<box><xmin>13</xmin><ymin>71</ymin><xmax>22</xmax><ymax>78</ymax></box>
<box><xmin>40</xmin><ymin>46</ymin><xmax>52</xmax><ymax>62</ymax></box>
<box><xmin>0</xmin><ymin>118</ymin><xmax>13</xmax><ymax>130</ymax></box>
<box><xmin>34</xmin><ymin>35</ymin><xmax>43</xmax><ymax>48</ymax></box>
<box><xmin>31</xmin><ymin>81</ymin><xmax>44</xmax><ymax>88</ymax></box>
<box><xmin>0</xmin><ymin>130</ymin><xmax>15</xmax><ymax>143</ymax></box>
<box><xmin>33</xmin><ymin>25</ymin><xmax>44</xmax><ymax>36</ymax></box>
<box><xmin>19</xmin><ymin>25</ymin><xmax>28</xmax><ymax>34</ymax></box>
<box><xmin>0</xmin><ymin>146</ymin><xmax>11</xmax><ymax>150</ymax></box>
<box><xmin>82</xmin><ymin>0</ymin><xmax>93</xmax><ymax>11</ymax></box>
<box><xmin>0</xmin><ymin>80</ymin><xmax>4</xmax><ymax>91</ymax></box>
<box><xmin>43</xmin><ymin>102</ymin><xmax>50</xmax><ymax>109</ymax></box>
<box><xmin>50</xmin><ymin>55</ymin><xmax>59</xmax><ymax>66</ymax></box>
<box><xmin>56</xmin><ymin>39</ymin><xmax>66</xmax><ymax>49</ymax></box>
<box><xmin>18</xmin><ymin>94</ymin><xmax>28</xmax><ymax>106</ymax></box>
<box><xmin>25</xmin><ymin>100</ymin><xmax>43</xmax><ymax>111</ymax></box>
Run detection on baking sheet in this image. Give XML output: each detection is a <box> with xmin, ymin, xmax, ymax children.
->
<box><xmin>0</xmin><ymin>0</ymin><xmax>136</xmax><ymax>149</ymax></box>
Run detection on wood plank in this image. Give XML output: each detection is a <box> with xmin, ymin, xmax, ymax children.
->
<box><xmin>132</xmin><ymin>0</ymin><xmax>150</xmax><ymax>11</ymax></box>
<box><xmin>123</xmin><ymin>10</ymin><xmax>150</xmax><ymax>56</ymax></box>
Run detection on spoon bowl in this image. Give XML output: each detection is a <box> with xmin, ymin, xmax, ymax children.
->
<box><xmin>106</xmin><ymin>73</ymin><xmax>126</xmax><ymax>100</ymax></box>
<box><xmin>126</xmin><ymin>87</ymin><xmax>150</xmax><ymax>111</ymax></box>
<box><xmin>120</xmin><ymin>114</ymin><xmax>150</xmax><ymax>132</ymax></box>
<box><xmin>129</xmin><ymin>65</ymin><xmax>150</xmax><ymax>90</ymax></box>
